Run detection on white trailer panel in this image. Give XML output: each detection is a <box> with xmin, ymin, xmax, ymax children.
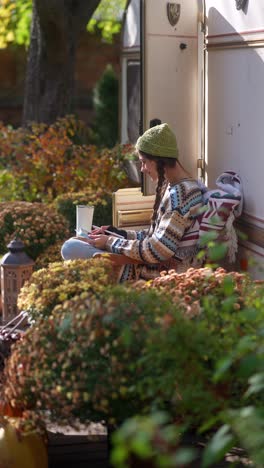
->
<box><xmin>142</xmin><ymin>0</ymin><xmax>203</xmax><ymax>178</ymax></box>
<box><xmin>205</xmin><ymin>0</ymin><xmax>264</xmax><ymax>273</ymax></box>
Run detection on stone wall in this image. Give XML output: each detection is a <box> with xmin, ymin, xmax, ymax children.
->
<box><xmin>0</xmin><ymin>32</ymin><xmax>121</xmax><ymax>127</ymax></box>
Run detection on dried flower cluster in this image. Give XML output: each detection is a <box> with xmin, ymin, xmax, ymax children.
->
<box><xmin>0</xmin><ymin>201</ymin><xmax>70</xmax><ymax>259</ymax></box>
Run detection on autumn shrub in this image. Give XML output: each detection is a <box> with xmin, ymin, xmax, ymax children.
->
<box><xmin>0</xmin><ymin>115</ymin><xmax>92</xmax><ymax>168</ymax></box>
<box><xmin>53</xmin><ymin>187</ymin><xmax>112</xmax><ymax>235</ymax></box>
<box><xmin>0</xmin><ymin>117</ymin><xmax>131</xmax><ymax>203</ymax></box>
<box><xmin>0</xmin><ymin>201</ymin><xmax>70</xmax><ymax>260</ymax></box>
<box><xmin>34</xmin><ymin>241</ymin><xmax>64</xmax><ymax>270</ymax></box>
<box><xmin>17</xmin><ymin>256</ymin><xmax>117</xmax><ymax>322</ymax></box>
<box><xmin>116</xmin><ymin>143</ymin><xmax>138</xmax><ymax>162</ymax></box>
<box><xmin>110</xmin><ymin>277</ymin><xmax>264</xmax><ymax>468</ymax></box>
<box><xmin>53</xmin><ymin>114</ymin><xmax>94</xmax><ymax>145</ymax></box>
<box><xmin>2</xmin><ymin>263</ymin><xmax>261</xmax><ymax>466</ymax></box>
<box><xmin>138</xmin><ymin>297</ymin><xmax>261</xmax><ymax>426</ymax></box>
<box><xmin>4</xmin><ymin>287</ymin><xmax>171</xmax><ymax>427</ymax></box>
<box><xmin>131</xmin><ymin>268</ymin><xmax>263</xmax><ymax>420</ymax></box>
<box><xmin>4</xmin><ymin>267</ymin><xmax>262</xmax><ymax>432</ymax></box>
<box><xmin>134</xmin><ymin>266</ymin><xmax>252</xmax><ymax>319</ymax></box>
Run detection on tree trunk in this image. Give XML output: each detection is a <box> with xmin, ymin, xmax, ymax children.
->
<box><xmin>22</xmin><ymin>0</ymin><xmax>101</xmax><ymax>126</ymax></box>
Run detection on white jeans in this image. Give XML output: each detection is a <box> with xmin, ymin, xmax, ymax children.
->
<box><xmin>61</xmin><ymin>238</ymin><xmax>104</xmax><ymax>260</ymax></box>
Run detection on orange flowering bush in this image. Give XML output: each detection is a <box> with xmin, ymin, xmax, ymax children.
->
<box><xmin>134</xmin><ymin>267</ymin><xmax>251</xmax><ymax>319</ymax></box>
<box><xmin>0</xmin><ymin>201</ymin><xmax>70</xmax><ymax>260</ymax></box>
<box><xmin>0</xmin><ymin>117</ymin><xmax>131</xmax><ymax>203</ymax></box>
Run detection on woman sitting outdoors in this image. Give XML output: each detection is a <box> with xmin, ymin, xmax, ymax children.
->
<box><xmin>61</xmin><ymin>123</ymin><xmax>203</xmax><ymax>282</ymax></box>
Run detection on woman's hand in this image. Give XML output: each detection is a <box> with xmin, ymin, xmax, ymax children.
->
<box><xmin>74</xmin><ymin>234</ymin><xmax>108</xmax><ymax>249</ymax></box>
<box><xmin>86</xmin><ymin>234</ymin><xmax>109</xmax><ymax>250</ymax></box>
<box><xmin>91</xmin><ymin>225</ymin><xmax>109</xmax><ymax>235</ymax></box>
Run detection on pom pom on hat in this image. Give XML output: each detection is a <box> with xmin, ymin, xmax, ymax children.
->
<box><xmin>135</xmin><ymin>123</ymin><xmax>178</xmax><ymax>159</ymax></box>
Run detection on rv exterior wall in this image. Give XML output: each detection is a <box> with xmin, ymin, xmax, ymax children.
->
<box><xmin>205</xmin><ymin>0</ymin><xmax>264</xmax><ymax>274</ymax></box>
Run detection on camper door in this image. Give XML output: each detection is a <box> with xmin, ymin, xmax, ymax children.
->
<box><xmin>142</xmin><ymin>0</ymin><xmax>204</xmax><ymax>194</ymax></box>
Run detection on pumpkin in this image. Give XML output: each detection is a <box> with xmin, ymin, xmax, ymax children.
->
<box><xmin>0</xmin><ymin>418</ymin><xmax>48</xmax><ymax>468</ymax></box>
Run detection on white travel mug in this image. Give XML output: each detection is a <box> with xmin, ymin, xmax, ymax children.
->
<box><xmin>76</xmin><ymin>205</ymin><xmax>94</xmax><ymax>236</ymax></box>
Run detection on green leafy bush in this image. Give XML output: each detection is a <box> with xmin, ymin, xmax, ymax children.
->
<box><xmin>132</xmin><ymin>268</ymin><xmax>262</xmax><ymax>424</ymax></box>
<box><xmin>0</xmin><ymin>201</ymin><xmax>70</xmax><ymax>260</ymax></box>
<box><xmin>111</xmin><ymin>412</ymin><xmax>198</xmax><ymax>468</ymax></box>
<box><xmin>136</xmin><ymin>301</ymin><xmax>258</xmax><ymax>427</ymax></box>
<box><xmin>201</xmin><ymin>286</ymin><xmax>264</xmax><ymax>468</ymax></box>
<box><xmin>54</xmin><ymin>188</ymin><xmax>112</xmax><ymax>235</ymax></box>
<box><xmin>110</xmin><ymin>274</ymin><xmax>263</xmax><ymax>468</ymax></box>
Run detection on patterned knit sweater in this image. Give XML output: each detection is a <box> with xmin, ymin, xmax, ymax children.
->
<box><xmin>105</xmin><ymin>179</ymin><xmax>203</xmax><ymax>282</ymax></box>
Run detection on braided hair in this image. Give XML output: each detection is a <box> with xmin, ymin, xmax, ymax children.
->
<box><xmin>139</xmin><ymin>151</ymin><xmax>177</xmax><ymax>231</ymax></box>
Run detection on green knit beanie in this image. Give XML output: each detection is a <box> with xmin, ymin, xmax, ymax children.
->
<box><xmin>135</xmin><ymin>123</ymin><xmax>178</xmax><ymax>158</ymax></box>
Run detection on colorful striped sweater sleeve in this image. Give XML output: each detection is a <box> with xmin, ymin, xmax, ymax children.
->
<box><xmin>105</xmin><ymin>179</ymin><xmax>203</xmax><ymax>263</ymax></box>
